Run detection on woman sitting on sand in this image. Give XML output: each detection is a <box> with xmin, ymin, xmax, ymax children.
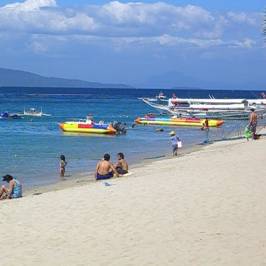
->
<box><xmin>0</xmin><ymin>174</ymin><xmax>22</xmax><ymax>200</ymax></box>
<box><xmin>95</xmin><ymin>154</ymin><xmax>119</xmax><ymax>180</ymax></box>
<box><xmin>115</xmin><ymin>152</ymin><xmax>128</xmax><ymax>175</ymax></box>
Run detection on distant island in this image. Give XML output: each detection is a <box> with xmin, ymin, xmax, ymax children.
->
<box><xmin>0</xmin><ymin>67</ymin><xmax>132</xmax><ymax>89</ymax></box>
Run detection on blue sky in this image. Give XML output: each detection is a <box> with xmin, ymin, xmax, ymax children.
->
<box><xmin>0</xmin><ymin>0</ymin><xmax>265</xmax><ymax>89</ymax></box>
<box><xmin>2</xmin><ymin>0</ymin><xmax>266</xmax><ymax>10</ymax></box>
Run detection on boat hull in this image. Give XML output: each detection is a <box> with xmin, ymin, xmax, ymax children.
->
<box><xmin>141</xmin><ymin>98</ymin><xmax>266</xmax><ymax>120</ymax></box>
<box><xmin>135</xmin><ymin>117</ymin><xmax>224</xmax><ymax>127</ymax></box>
<box><xmin>59</xmin><ymin>122</ymin><xmax>117</xmax><ymax>134</ymax></box>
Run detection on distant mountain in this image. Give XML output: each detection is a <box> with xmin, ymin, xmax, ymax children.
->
<box><xmin>0</xmin><ymin>68</ymin><xmax>131</xmax><ymax>88</ymax></box>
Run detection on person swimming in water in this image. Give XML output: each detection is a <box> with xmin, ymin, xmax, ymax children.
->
<box><xmin>115</xmin><ymin>152</ymin><xmax>128</xmax><ymax>175</ymax></box>
<box><xmin>60</xmin><ymin>154</ymin><xmax>67</xmax><ymax>177</ymax></box>
<box><xmin>0</xmin><ymin>174</ymin><xmax>22</xmax><ymax>200</ymax></box>
<box><xmin>95</xmin><ymin>153</ymin><xmax>119</xmax><ymax>180</ymax></box>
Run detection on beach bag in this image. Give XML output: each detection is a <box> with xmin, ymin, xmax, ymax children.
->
<box><xmin>177</xmin><ymin>141</ymin><xmax>182</xmax><ymax>148</ymax></box>
<box><xmin>244</xmin><ymin>126</ymin><xmax>252</xmax><ymax>139</ymax></box>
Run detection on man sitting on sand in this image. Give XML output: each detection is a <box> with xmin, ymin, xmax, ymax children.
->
<box><xmin>95</xmin><ymin>153</ymin><xmax>119</xmax><ymax>180</ymax></box>
<box><xmin>115</xmin><ymin>152</ymin><xmax>128</xmax><ymax>175</ymax></box>
<box><xmin>0</xmin><ymin>174</ymin><xmax>22</xmax><ymax>200</ymax></box>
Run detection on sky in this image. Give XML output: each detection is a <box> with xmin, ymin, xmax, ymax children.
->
<box><xmin>0</xmin><ymin>0</ymin><xmax>265</xmax><ymax>89</ymax></box>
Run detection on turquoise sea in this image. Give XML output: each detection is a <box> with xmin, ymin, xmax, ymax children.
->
<box><xmin>0</xmin><ymin>87</ymin><xmax>264</xmax><ymax>188</ymax></box>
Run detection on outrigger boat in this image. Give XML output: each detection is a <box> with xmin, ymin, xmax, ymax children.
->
<box><xmin>141</xmin><ymin>97</ymin><xmax>266</xmax><ymax>120</ymax></box>
<box><xmin>21</xmin><ymin>108</ymin><xmax>51</xmax><ymax>117</ymax></box>
<box><xmin>135</xmin><ymin>116</ymin><xmax>224</xmax><ymax>128</ymax></box>
<box><xmin>59</xmin><ymin>116</ymin><xmax>126</xmax><ymax>135</ymax></box>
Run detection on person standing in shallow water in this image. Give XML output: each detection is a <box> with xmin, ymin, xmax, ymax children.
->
<box><xmin>60</xmin><ymin>155</ymin><xmax>67</xmax><ymax>178</ymax></box>
<box><xmin>169</xmin><ymin>131</ymin><xmax>179</xmax><ymax>156</ymax></box>
<box><xmin>202</xmin><ymin>118</ymin><xmax>209</xmax><ymax>143</ymax></box>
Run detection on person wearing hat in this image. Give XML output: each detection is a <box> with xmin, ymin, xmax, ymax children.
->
<box><xmin>169</xmin><ymin>131</ymin><xmax>179</xmax><ymax>156</ymax></box>
<box><xmin>0</xmin><ymin>174</ymin><xmax>22</xmax><ymax>200</ymax></box>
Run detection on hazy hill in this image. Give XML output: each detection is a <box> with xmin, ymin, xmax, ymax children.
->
<box><xmin>0</xmin><ymin>68</ymin><xmax>131</xmax><ymax>88</ymax></box>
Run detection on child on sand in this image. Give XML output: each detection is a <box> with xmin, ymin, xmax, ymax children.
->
<box><xmin>169</xmin><ymin>131</ymin><xmax>179</xmax><ymax>156</ymax></box>
<box><xmin>60</xmin><ymin>155</ymin><xmax>67</xmax><ymax>177</ymax></box>
<box><xmin>0</xmin><ymin>174</ymin><xmax>22</xmax><ymax>200</ymax></box>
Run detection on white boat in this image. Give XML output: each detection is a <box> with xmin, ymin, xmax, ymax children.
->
<box><xmin>21</xmin><ymin>108</ymin><xmax>51</xmax><ymax>117</ymax></box>
<box><xmin>141</xmin><ymin>97</ymin><xmax>266</xmax><ymax>120</ymax></box>
<box><xmin>169</xmin><ymin>97</ymin><xmax>266</xmax><ymax>106</ymax></box>
<box><xmin>156</xmin><ymin>92</ymin><xmax>167</xmax><ymax>100</ymax></box>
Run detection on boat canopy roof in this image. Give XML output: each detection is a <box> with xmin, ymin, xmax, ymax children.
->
<box><xmin>169</xmin><ymin>98</ymin><xmax>247</xmax><ymax>104</ymax></box>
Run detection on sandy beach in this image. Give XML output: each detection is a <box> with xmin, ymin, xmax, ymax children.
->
<box><xmin>1</xmin><ymin>135</ymin><xmax>266</xmax><ymax>266</ymax></box>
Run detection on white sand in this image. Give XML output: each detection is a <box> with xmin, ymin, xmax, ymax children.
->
<box><xmin>1</xmin><ymin>137</ymin><xmax>266</xmax><ymax>266</ymax></box>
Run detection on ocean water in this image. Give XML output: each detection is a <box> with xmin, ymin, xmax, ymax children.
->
<box><xmin>0</xmin><ymin>87</ymin><xmax>264</xmax><ymax>188</ymax></box>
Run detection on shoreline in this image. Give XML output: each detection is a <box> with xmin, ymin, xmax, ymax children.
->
<box><xmin>23</xmin><ymin>131</ymin><xmax>249</xmax><ymax>198</ymax></box>
<box><xmin>21</xmin><ymin>123</ymin><xmax>266</xmax><ymax>197</ymax></box>
<box><xmin>24</xmin><ymin>142</ymin><xmax>202</xmax><ymax>196</ymax></box>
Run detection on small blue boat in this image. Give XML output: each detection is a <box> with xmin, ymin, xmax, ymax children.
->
<box><xmin>0</xmin><ymin>112</ymin><xmax>21</xmax><ymax>120</ymax></box>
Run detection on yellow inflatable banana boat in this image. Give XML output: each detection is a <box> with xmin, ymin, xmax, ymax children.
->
<box><xmin>59</xmin><ymin>121</ymin><xmax>117</xmax><ymax>134</ymax></box>
<box><xmin>135</xmin><ymin>116</ymin><xmax>224</xmax><ymax>127</ymax></box>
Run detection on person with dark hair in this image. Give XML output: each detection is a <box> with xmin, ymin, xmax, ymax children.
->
<box><xmin>202</xmin><ymin>118</ymin><xmax>210</xmax><ymax>143</ymax></box>
<box><xmin>60</xmin><ymin>154</ymin><xmax>67</xmax><ymax>177</ymax></box>
<box><xmin>115</xmin><ymin>153</ymin><xmax>128</xmax><ymax>175</ymax></box>
<box><xmin>249</xmin><ymin>108</ymin><xmax>258</xmax><ymax>140</ymax></box>
<box><xmin>95</xmin><ymin>153</ymin><xmax>119</xmax><ymax>180</ymax></box>
<box><xmin>0</xmin><ymin>175</ymin><xmax>22</xmax><ymax>200</ymax></box>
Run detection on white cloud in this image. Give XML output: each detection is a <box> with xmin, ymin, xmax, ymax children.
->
<box><xmin>105</xmin><ymin>34</ymin><xmax>256</xmax><ymax>50</ymax></box>
<box><xmin>226</xmin><ymin>11</ymin><xmax>258</xmax><ymax>26</ymax></box>
<box><xmin>0</xmin><ymin>0</ymin><xmax>96</xmax><ymax>33</ymax></box>
<box><xmin>0</xmin><ymin>0</ymin><xmax>261</xmax><ymax>51</ymax></box>
<box><xmin>2</xmin><ymin>0</ymin><xmax>56</xmax><ymax>11</ymax></box>
<box><xmin>98</xmin><ymin>1</ymin><xmax>213</xmax><ymax>28</ymax></box>
<box><xmin>229</xmin><ymin>38</ymin><xmax>256</xmax><ymax>48</ymax></box>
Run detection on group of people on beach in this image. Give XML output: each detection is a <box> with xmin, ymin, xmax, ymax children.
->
<box><xmin>95</xmin><ymin>152</ymin><xmax>128</xmax><ymax>180</ymax></box>
<box><xmin>60</xmin><ymin>152</ymin><xmax>129</xmax><ymax>181</ymax></box>
<box><xmin>0</xmin><ymin>152</ymin><xmax>128</xmax><ymax>201</ymax></box>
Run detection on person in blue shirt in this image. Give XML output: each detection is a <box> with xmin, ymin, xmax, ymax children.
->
<box><xmin>0</xmin><ymin>174</ymin><xmax>22</xmax><ymax>200</ymax></box>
